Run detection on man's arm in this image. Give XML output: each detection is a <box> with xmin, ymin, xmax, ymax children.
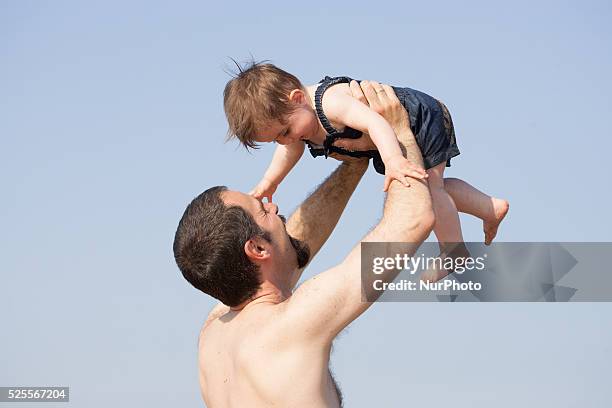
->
<box><xmin>286</xmin><ymin>81</ymin><xmax>435</xmax><ymax>343</ymax></box>
<box><xmin>285</xmin><ymin>158</ymin><xmax>368</xmax><ymax>290</ymax></box>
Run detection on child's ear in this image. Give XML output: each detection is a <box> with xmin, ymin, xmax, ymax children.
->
<box><xmin>288</xmin><ymin>89</ymin><xmax>305</xmax><ymax>104</ymax></box>
<box><xmin>244</xmin><ymin>236</ymin><xmax>271</xmax><ymax>262</ymax></box>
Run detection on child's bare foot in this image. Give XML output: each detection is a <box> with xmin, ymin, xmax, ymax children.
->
<box><xmin>484</xmin><ymin>198</ymin><xmax>509</xmax><ymax>245</ymax></box>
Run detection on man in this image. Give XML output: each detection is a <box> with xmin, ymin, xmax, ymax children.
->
<box><xmin>173</xmin><ymin>81</ymin><xmax>435</xmax><ymax>407</ymax></box>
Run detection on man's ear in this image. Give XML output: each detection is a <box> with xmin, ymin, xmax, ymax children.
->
<box><xmin>244</xmin><ymin>236</ymin><xmax>271</xmax><ymax>262</ymax></box>
<box><xmin>288</xmin><ymin>89</ymin><xmax>305</xmax><ymax>104</ymax></box>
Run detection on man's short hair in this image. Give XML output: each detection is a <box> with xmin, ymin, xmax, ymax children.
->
<box><xmin>173</xmin><ymin>186</ymin><xmax>270</xmax><ymax>306</ymax></box>
<box><xmin>223</xmin><ymin>61</ymin><xmax>304</xmax><ymax>149</ymax></box>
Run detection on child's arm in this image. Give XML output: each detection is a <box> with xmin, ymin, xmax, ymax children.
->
<box><xmin>322</xmin><ymin>85</ymin><xmax>427</xmax><ymax>190</ymax></box>
<box><xmin>250</xmin><ymin>142</ymin><xmax>305</xmax><ymax>201</ymax></box>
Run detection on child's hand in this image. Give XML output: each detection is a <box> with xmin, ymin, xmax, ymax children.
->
<box><xmin>383</xmin><ymin>155</ymin><xmax>428</xmax><ymax>191</ymax></box>
<box><xmin>249</xmin><ymin>178</ymin><xmax>278</xmax><ymax>202</ymax></box>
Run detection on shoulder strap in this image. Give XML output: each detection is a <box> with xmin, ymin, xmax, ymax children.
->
<box><xmin>314</xmin><ymin>76</ymin><xmax>353</xmax><ymax>157</ymax></box>
<box><xmin>305</xmin><ymin>142</ymin><xmax>386</xmax><ymax>175</ymax></box>
<box><xmin>314</xmin><ymin>76</ymin><xmax>353</xmax><ymax>136</ymax></box>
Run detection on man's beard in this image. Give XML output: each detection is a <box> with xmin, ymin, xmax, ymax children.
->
<box><xmin>289</xmin><ymin>234</ymin><xmax>310</xmax><ymax>269</ymax></box>
<box><xmin>280</xmin><ymin>214</ymin><xmax>311</xmax><ymax>268</ymax></box>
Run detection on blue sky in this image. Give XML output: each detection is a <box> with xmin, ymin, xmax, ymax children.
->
<box><xmin>2</xmin><ymin>1</ymin><xmax>611</xmax><ymax>407</ymax></box>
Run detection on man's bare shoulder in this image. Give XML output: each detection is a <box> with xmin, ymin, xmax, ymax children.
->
<box><xmin>206</xmin><ymin>303</ymin><xmax>231</xmax><ymax>325</ymax></box>
<box><xmin>200</xmin><ymin>301</ymin><xmax>312</xmax><ymax>355</ymax></box>
<box><xmin>201</xmin><ymin>301</ymin><xmax>288</xmax><ymax>334</ymax></box>
<box><xmin>199</xmin><ymin>292</ymin><xmax>339</xmax><ymax>349</ymax></box>
<box><xmin>199</xmin><ymin>303</ymin><xmax>231</xmax><ymax>340</ymax></box>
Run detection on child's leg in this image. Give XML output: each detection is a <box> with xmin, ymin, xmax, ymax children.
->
<box><xmin>443</xmin><ymin>178</ymin><xmax>509</xmax><ymax>245</ymax></box>
<box><xmin>421</xmin><ymin>163</ymin><xmax>469</xmax><ymax>282</ymax></box>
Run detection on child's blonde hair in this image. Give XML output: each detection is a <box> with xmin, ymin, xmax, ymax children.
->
<box><xmin>223</xmin><ymin>61</ymin><xmax>304</xmax><ymax>149</ymax></box>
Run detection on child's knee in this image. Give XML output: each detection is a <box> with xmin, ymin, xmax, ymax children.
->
<box><xmin>426</xmin><ymin>166</ymin><xmax>446</xmax><ymax>190</ymax></box>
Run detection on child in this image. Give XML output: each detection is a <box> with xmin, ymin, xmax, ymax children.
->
<box><xmin>224</xmin><ymin>62</ymin><xmax>509</xmax><ymax>279</ymax></box>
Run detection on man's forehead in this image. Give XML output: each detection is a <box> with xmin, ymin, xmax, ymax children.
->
<box><xmin>221</xmin><ymin>190</ymin><xmax>262</xmax><ymax>212</ymax></box>
<box><xmin>221</xmin><ymin>190</ymin><xmax>249</xmax><ymax>205</ymax></box>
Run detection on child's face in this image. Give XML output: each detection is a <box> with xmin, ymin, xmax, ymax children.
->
<box><xmin>255</xmin><ymin>106</ymin><xmax>320</xmax><ymax>146</ymax></box>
